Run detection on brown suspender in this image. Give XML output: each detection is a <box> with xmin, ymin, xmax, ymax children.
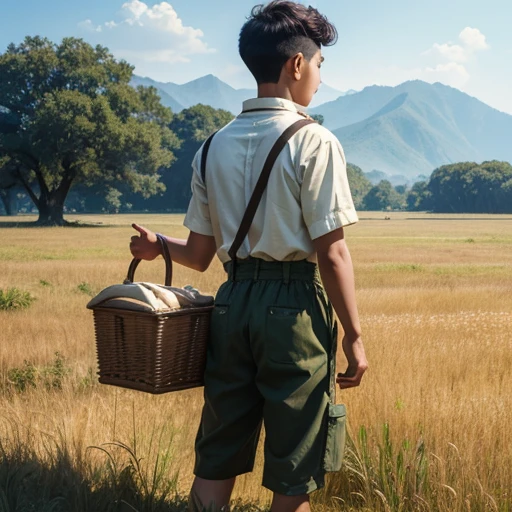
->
<box><xmin>200</xmin><ymin>131</ymin><xmax>217</xmax><ymax>184</ymax></box>
<box><xmin>201</xmin><ymin>118</ymin><xmax>315</xmax><ymax>264</ymax></box>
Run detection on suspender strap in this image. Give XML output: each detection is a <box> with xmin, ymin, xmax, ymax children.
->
<box><xmin>200</xmin><ymin>130</ymin><xmax>218</xmax><ymax>184</ymax></box>
<box><xmin>227</xmin><ymin>118</ymin><xmax>314</xmax><ymax>261</ymax></box>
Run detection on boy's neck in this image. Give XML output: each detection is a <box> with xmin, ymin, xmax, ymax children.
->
<box><xmin>257</xmin><ymin>83</ymin><xmax>295</xmax><ymax>103</ymax></box>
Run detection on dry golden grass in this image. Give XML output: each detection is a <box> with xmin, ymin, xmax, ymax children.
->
<box><xmin>0</xmin><ymin>212</ymin><xmax>511</xmax><ymax>510</ymax></box>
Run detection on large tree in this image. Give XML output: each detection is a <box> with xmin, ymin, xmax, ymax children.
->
<box><xmin>0</xmin><ymin>36</ymin><xmax>178</xmax><ymax>225</ymax></box>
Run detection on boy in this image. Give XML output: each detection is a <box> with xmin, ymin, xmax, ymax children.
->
<box><xmin>130</xmin><ymin>2</ymin><xmax>368</xmax><ymax>511</ymax></box>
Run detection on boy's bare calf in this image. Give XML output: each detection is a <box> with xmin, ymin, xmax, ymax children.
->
<box><xmin>189</xmin><ymin>477</ymin><xmax>311</xmax><ymax>512</ymax></box>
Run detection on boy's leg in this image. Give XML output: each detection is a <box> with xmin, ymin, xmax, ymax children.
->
<box><xmin>187</xmin><ymin>479</ymin><xmax>310</xmax><ymax>512</ymax></box>
<box><xmin>270</xmin><ymin>493</ymin><xmax>310</xmax><ymax>512</ymax></box>
<box><xmin>188</xmin><ymin>476</ymin><xmax>236</xmax><ymax>512</ymax></box>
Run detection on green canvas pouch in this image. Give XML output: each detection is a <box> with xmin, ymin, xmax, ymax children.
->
<box><xmin>323</xmin><ymin>403</ymin><xmax>347</xmax><ymax>472</ymax></box>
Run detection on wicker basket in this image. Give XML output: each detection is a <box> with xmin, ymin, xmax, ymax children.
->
<box><xmin>88</xmin><ymin>235</ymin><xmax>213</xmax><ymax>394</ymax></box>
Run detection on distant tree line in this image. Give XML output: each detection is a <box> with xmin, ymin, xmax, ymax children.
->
<box><xmin>348</xmin><ymin>160</ymin><xmax>512</xmax><ymax>213</ymax></box>
<box><xmin>1</xmin><ymin>37</ymin><xmax>511</xmax><ymax>220</ymax></box>
<box><xmin>408</xmin><ymin>161</ymin><xmax>512</xmax><ymax>213</ymax></box>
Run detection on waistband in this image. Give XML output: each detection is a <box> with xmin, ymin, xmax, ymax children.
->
<box><xmin>223</xmin><ymin>257</ymin><xmax>320</xmax><ymax>283</ymax></box>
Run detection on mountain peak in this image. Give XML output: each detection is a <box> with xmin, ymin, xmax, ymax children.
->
<box><xmin>184</xmin><ymin>74</ymin><xmax>225</xmax><ymax>86</ymax></box>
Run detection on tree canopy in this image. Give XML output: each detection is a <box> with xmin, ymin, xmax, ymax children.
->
<box><xmin>160</xmin><ymin>104</ymin><xmax>234</xmax><ymax>210</ymax></box>
<box><xmin>413</xmin><ymin>161</ymin><xmax>512</xmax><ymax>213</ymax></box>
<box><xmin>0</xmin><ymin>36</ymin><xmax>178</xmax><ymax>224</ymax></box>
<box><xmin>362</xmin><ymin>179</ymin><xmax>406</xmax><ymax>211</ymax></box>
<box><xmin>346</xmin><ymin>163</ymin><xmax>373</xmax><ymax>209</ymax></box>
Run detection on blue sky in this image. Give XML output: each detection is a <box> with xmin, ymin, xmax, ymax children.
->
<box><xmin>2</xmin><ymin>0</ymin><xmax>511</xmax><ymax>114</ymax></box>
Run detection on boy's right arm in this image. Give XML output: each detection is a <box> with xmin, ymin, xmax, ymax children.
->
<box><xmin>129</xmin><ymin>140</ymin><xmax>217</xmax><ymax>271</ymax></box>
<box><xmin>313</xmin><ymin>227</ymin><xmax>368</xmax><ymax>389</ymax></box>
<box><xmin>130</xmin><ymin>223</ymin><xmax>216</xmax><ymax>273</ymax></box>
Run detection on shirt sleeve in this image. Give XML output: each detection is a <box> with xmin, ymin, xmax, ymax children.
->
<box><xmin>300</xmin><ymin>129</ymin><xmax>358</xmax><ymax>240</ymax></box>
<box><xmin>183</xmin><ymin>147</ymin><xmax>214</xmax><ymax>236</ymax></box>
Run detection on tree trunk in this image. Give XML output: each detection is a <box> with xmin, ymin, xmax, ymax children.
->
<box><xmin>36</xmin><ymin>174</ymin><xmax>75</xmax><ymax>226</ymax></box>
<box><xmin>0</xmin><ymin>189</ymin><xmax>16</xmax><ymax>216</ymax></box>
<box><xmin>37</xmin><ymin>199</ymin><xmax>65</xmax><ymax>225</ymax></box>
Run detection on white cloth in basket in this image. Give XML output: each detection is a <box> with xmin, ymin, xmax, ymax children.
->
<box><xmin>87</xmin><ymin>283</ymin><xmax>214</xmax><ymax>313</ymax></box>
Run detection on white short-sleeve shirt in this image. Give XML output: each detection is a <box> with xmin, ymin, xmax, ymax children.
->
<box><xmin>184</xmin><ymin>97</ymin><xmax>358</xmax><ymax>263</ymax></box>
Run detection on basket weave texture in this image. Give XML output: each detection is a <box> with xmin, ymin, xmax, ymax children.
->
<box><xmin>91</xmin><ymin>305</ymin><xmax>212</xmax><ymax>394</ymax></box>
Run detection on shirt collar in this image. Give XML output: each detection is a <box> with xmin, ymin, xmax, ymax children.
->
<box><xmin>242</xmin><ymin>97</ymin><xmax>303</xmax><ymax>113</ymax></box>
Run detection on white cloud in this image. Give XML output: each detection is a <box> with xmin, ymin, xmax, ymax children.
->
<box><xmin>422</xmin><ymin>62</ymin><xmax>471</xmax><ymax>88</ymax></box>
<box><xmin>78</xmin><ymin>20</ymin><xmax>102</xmax><ymax>33</ymax></box>
<box><xmin>78</xmin><ymin>1</ymin><xmax>214</xmax><ymax>70</ymax></box>
<box><xmin>122</xmin><ymin>0</ymin><xmax>148</xmax><ymax>22</ymax></box>
<box><xmin>426</xmin><ymin>43</ymin><xmax>467</xmax><ymax>63</ymax></box>
<box><xmin>459</xmin><ymin>27</ymin><xmax>489</xmax><ymax>51</ymax></box>
<box><xmin>407</xmin><ymin>27</ymin><xmax>490</xmax><ymax>90</ymax></box>
<box><xmin>424</xmin><ymin>27</ymin><xmax>490</xmax><ymax>63</ymax></box>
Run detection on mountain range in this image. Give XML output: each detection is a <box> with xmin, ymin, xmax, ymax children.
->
<box><xmin>131</xmin><ymin>75</ymin><xmax>512</xmax><ymax>179</ymax></box>
<box><xmin>131</xmin><ymin>74</ymin><xmax>352</xmax><ymax>112</ymax></box>
<box><xmin>311</xmin><ymin>81</ymin><xmax>512</xmax><ymax>177</ymax></box>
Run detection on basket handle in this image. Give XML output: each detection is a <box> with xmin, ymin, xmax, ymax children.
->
<box><xmin>125</xmin><ymin>234</ymin><xmax>173</xmax><ymax>286</ymax></box>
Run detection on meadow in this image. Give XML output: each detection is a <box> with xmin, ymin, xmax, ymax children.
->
<box><xmin>0</xmin><ymin>212</ymin><xmax>511</xmax><ymax>512</ymax></box>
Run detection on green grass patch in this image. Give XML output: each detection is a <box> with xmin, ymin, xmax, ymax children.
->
<box><xmin>0</xmin><ymin>287</ymin><xmax>36</xmax><ymax>311</ymax></box>
<box><xmin>6</xmin><ymin>352</ymin><xmax>71</xmax><ymax>393</ymax></box>
<box><xmin>76</xmin><ymin>282</ymin><xmax>95</xmax><ymax>296</ymax></box>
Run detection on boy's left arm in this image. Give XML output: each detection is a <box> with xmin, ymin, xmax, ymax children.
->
<box><xmin>130</xmin><ymin>223</ymin><xmax>216</xmax><ymax>272</ymax></box>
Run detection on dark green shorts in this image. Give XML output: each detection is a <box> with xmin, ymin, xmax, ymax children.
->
<box><xmin>193</xmin><ymin>258</ymin><xmax>346</xmax><ymax>496</ymax></box>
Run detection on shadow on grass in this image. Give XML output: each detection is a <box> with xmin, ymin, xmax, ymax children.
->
<box><xmin>0</xmin><ymin>449</ymin><xmax>186</xmax><ymax>512</ymax></box>
<box><xmin>0</xmin><ymin>442</ymin><xmax>267</xmax><ymax>512</ymax></box>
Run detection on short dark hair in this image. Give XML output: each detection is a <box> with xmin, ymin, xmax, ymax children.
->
<box><xmin>239</xmin><ymin>1</ymin><xmax>337</xmax><ymax>84</ymax></box>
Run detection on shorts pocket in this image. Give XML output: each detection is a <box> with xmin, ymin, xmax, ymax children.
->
<box><xmin>323</xmin><ymin>403</ymin><xmax>347</xmax><ymax>472</ymax></box>
<box><xmin>266</xmin><ymin>306</ymin><xmax>326</xmax><ymax>365</ymax></box>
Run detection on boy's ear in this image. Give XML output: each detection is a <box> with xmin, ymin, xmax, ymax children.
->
<box><xmin>286</xmin><ymin>52</ymin><xmax>305</xmax><ymax>81</ymax></box>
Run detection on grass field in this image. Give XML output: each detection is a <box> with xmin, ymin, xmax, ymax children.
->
<box><xmin>0</xmin><ymin>212</ymin><xmax>511</xmax><ymax>511</ymax></box>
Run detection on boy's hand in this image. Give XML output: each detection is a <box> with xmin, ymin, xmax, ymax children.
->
<box><xmin>336</xmin><ymin>335</ymin><xmax>368</xmax><ymax>389</ymax></box>
<box><xmin>130</xmin><ymin>223</ymin><xmax>162</xmax><ymax>261</ymax></box>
